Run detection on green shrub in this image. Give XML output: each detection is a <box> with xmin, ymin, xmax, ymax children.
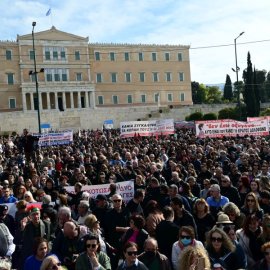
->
<box><xmin>186</xmin><ymin>112</ymin><xmax>203</xmax><ymax>121</ymax></box>
<box><xmin>202</xmin><ymin>113</ymin><xmax>217</xmax><ymax>120</ymax></box>
<box><xmin>260</xmin><ymin>108</ymin><xmax>270</xmax><ymax>116</ymax></box>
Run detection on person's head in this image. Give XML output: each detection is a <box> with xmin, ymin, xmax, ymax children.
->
<box><xmin>84</xmin><ymin>234</ymin><xmax>100</xmax><ymax>254</ymax></box>
<box><xmin>261</xmin><ymin>241</ymin><xmax>270</xmax><ymax>265</ymax></box>
<box><xmin>123</xmin><ymin>242</ymin><xmax>138</xmax><ymax>264</ymax></box>
<box><xmin>63</xmin><ymin>221</ymin><xmax>79</xmax><ymax>239</ymax></box>
<box><xmin>261</xmin><ymin>190</ymin><xmax>270</xmax><ymax>204</ymax></box>
<box><xmin>143</xmin><ymin>238</ymin><xmax>158</xmax><ymax>258</ymax></box>
<box><xmin>162</xmin><ymin>206</ymin><xmax>174</xmax><ymax>221</ymax></box>
<box><xmin>24</xmin><ymin>191</ymin><xmax>35</xmax><ymax>202</ymax></box>
<box><xmin>179</xmin><ymin>245</ymin><xmax>211</xmax><ymax>270</ymax></box>
<box><xmin>193</xmin><ymin>198</ymin><xmax>209</xmax><ymax>215</ymax></box>
<box><xmin>223</xmin><ymin>225</ymin><xmax>237</xmax><ymax>241</ymax></box>
<box><xmin>134</xmin><ymin>189</ymin><xmax>145</xmax><ymax>202</ymax></box>
<box><xmin>262</xmin><ymin>214</ymin><xmax>270</xmax><ymax>238</ymax></box>
<box><xmin>169</xmin><ymin>184</ymin><xmax>178</xmax><ymax>198</ymax></box>
<box><xmin>78</xmin><ymin>200</ymin><xmax>89</xmax><ymax>216</ymax></box>
<box><xmin>33</xmin><ymin>237</ymin><xmax>48</xmax><ymax>259</ymax></box>
<box><xmin>40</xmin><ymin>255</ymin><xmax>62</xmax><ymax>270</ymax></box>
<box><xmin>111</xmin><ymin>194</ymin><xmax>122</xmax><ymax>210</ymax></box>
<box><xmin>130</xmin><ymin>214</ymin><xmax>145</xmax><ymax>230</ymax></box>
<box><xmin>239</xmin><ymin>176</ymin><xmax>250</xmax><ymax>188</ymax></box>
<box><xmin>178</xmin><ymin>226</ymin><xmax>195</xmax><ymax>246</ymax></box>
<box><xmin>170</xmin><ymin>196</ymin><xmax>183</xmax><ymax>211</ymax></box>
<box><xmin>209</xmin><ymin>184</ymin><xmax>221</xmax><ymax>199</ymax></box>
<box><xmin>203</xmin><ymin>178</ymin><xmax>211</xmax><ymax>189</ymax></box>
<box><xmin>206</xmin><ymin>227</ymin><xmax>235</xmax><ymax>253</ymax></box>
<box><xmin>58</xmin><ymin>206</ymin><xmax>71</xmax><ymax>228</ymax></box>
<box><xmin>222</xmin><ymin>202</ymin><xmax>240</xmax><ymax>222</ymax></box>
<box><xmin>84</xmin><ymin>214</ymin><xmax>100</xmax><ymax>231</ymax></box>
<box><xmin>250</xmin><ymin>179</ymin><xmax>260</xmax><ymax>192</ymax></box>
<box><xmin>29</xmin><ymin>206</ymin><xmax>41</xmax><ymax>225</ymax></box>
<box><xmin>16</xmin><ymin>199</ymin><xmax>27</xmax><ymax>212</ymax></box>
<box><xmin>2</xmin><ymin>187</ymin><xmax>10</xmax><ymax>198</ymax></box>
<box><xmin>95</xmin><ymin>194</ymin><xmax>107</xmax><ymax>208</ymax></box>
<box><xmin>244</xmin><ymin>192</ymin><xmax>260</xmax><ymax>210</ymax></box>
<box><xmin>220</xmin><ymin>175</ymin><xmax>231</xmax><ymax>187</ymax></box>
<box><xmin>0</xmin><ymin>204</ymin><xmax>8</xmax><ymax>218</ymax></box>
<box><xmin>243</xmin><ymin>214</ymin><xmax>259</xmax><ymax>234</ymax></box>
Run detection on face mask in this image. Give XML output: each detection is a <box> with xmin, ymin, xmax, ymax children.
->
<box><xmin>144</xmin><ymin>251</ymin><xmax>156</xmax><ymax>259</ymax></box>
<box><xmin>181</xmin><ymin>238</ymin><xmax>192</xmax><ymax>246</ymax></box>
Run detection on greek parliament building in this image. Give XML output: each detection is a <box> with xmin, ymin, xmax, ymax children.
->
<box><xmin>0</xmin><ymin>26</ymin><xmax>193</xmax><ymax>132</ymax></box>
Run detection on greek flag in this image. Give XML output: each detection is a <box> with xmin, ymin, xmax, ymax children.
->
<box><xmin>46</xmin><ymin>8</ymin><xmax>51</xmax><ymax>16</ymax></box>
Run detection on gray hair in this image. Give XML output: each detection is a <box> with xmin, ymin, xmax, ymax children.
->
<box><xmin>79</xmin><ymin>200</ymin><xmax>89</xmax><ymax>208</ymax></box>
<box><xmin>0</xmin><ymin>259</ymin><xmax>12</xmax><ymax>270</ymax></box>
<box><xmin>58</xmin><ymin>206</ymin><xmax>71</xmax><ymax>218</ymax></box>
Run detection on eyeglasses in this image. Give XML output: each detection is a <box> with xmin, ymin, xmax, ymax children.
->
<box><xmin>113</xmin><ymin>199</ymin><xmax>121</xmax><ymax>203</ymax></box>
<box><xmin>211</xmin><ymin>237</ymin><xmax>223</xmax><ymax>242</ymax></box>
<box><xmin>127</xmin><ymin>251</ymin><xmax>138</xmax><ymax>256</ymax></box>
<box><xmin>86</xmin><ymin>243</ymin><xmax>97</xmax><ymax>248</ymax></box>
<box><xmin>49</xmin><ymin>263</ymin><xmax>61</xmax><ymax>270</ymax></box>
<box><xmin>180</xmin><ymin>235</ymin><xmax>191</xmax><ymax>240</ymax></box>
<box><xmin>247</xmin><ymin>199</ymin><xmax>255</xmax><ymax>202</ymax></box>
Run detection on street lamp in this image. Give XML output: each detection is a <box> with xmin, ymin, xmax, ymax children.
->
<box><xmin>29</xmin><ymin>22</ymin><xmax>44</xmax><ymax>134</ymax></box>
<box><xmin>232</xmin><ymin>31</ymin><xmax>245</xmax><ymax>120</ymax></box>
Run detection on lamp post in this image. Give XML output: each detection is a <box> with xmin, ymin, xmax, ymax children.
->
<box><xmin>232</xmin><ymin>31</ymin><xmax>245</xmax><ymax>120</ymax></box>
<box><xmin>30</xmin><ymin>22</ymin><xmax>43</xmax><ymax>134</ymax></box>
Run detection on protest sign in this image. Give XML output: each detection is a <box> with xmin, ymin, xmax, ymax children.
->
<box><xmin>120</xmin><ymin>119</ymin><xmax>174</xmax><ymax>138</ymax></box>
<box><xmin>38</xmin><ymin>131</ymin><xmax>73</xmax><ymax>146</ymax></box>
<box><xmin>65</xmin><ymin>180</ymin><xmax>134</xmax><ymax>204</ymax></box>
<box><xmin>195</xmin><ymin>119</ymin><xmax>269</xmax><ymax>138</ymax></box>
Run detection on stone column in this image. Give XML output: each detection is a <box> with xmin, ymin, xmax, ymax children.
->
<box><xmin>85</xmin><ymin>91</ymin><xmax>89</xmax><ymax>108</ymax></box>
<box><xmin>90</xmin><ymin>91</ymin><xmax>96</xmax><ymax>108</ymax></box>
<box><xmin>55</xmin><ymin>92</ymin><xmax>58</xmax><ymax>110</ymax></box>
<box><xmin>47</xmin><ymin>92</ymin><xmax>51</xmax><ymax>110</ymax></box>
<box><xmin>30</xmin><ymin>93</ymin><xmax>34</xmax><ymax>110</ymax></box>
<box><xmin>62</xmin><ymin>92</ymin><xmax>66</xmax><ymax>110</ymax></box>
<box><xmin>22</xmin><ymin>93</ymin><xmax>27</xmax><ymax>111</ymax></box>
<box><xmin>70</xmin><ymin>92</ymin><xmax>74</xmax><ymax>109</ymax></box>
<box><xmin>78</xmin><ymin>91</ymin><xmax>81</xmax><ymax>108</ymax></box>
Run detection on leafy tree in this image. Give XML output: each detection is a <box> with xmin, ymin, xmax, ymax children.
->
<box><xmin>261</xmin><ymin>108</ymin><xmax>270</xmax><ymax>116</ymax></box>
<box><xmin>203</xmin><ymin>113</ymin><xmax>217</xmax><ymax>120</ymax></box>
<box><xmin>191</xmin><ymin>81</ymin><xmax>207</xmax><ymax>104</ymax></box>
<box><xmin>264</xmin><ymin>71</ymin><xmax>270</xmax><ymax>102</ymax></box>
<box><xmin>255</xmin><ymin>69</ymin><xmax>267</xmax><ymax>102</ymax></box>
<box><xmin>205</xmin><ymin>86</ymin><xmax>222</xmax><ymax>104</ymax></box>
<box><xmin>218</xmin><ymin>108</ymin><xmax>238</xmax><ymax>120</ymax></box>
<box><xmin>253</xmin><ymin>67</ymin><xmax>260</xmax><ymax>116</ymax></box>
<box><xmin>233</xmin><ymin>81</ymin><xmax>244</xmax><ymax>101</ymax></box>
<box><xmin>185</xmin><ymin>112</ymin><xmax>203</xmax><ymax>121</ymax></box>
<box><xmin>223</xmin><ymin>75</ymin><xmax>233</xmax><ymax>100</ymax></box>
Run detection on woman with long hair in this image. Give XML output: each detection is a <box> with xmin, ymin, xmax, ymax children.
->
<box><xmin>222</xmin><ymin>202</ymin><xmax>245</xmax><ymax>230</ymax></box>
<box><xmin>40</xmin><ymin>255</ymin><xmax>64</xmax><ymax>270</ymax></box>
<box><xmin>238</xmin><ymin>176</ymin><xmax>251</xmax><ymax>206</ymax></box>
<box><xmin>193</xmin><ymin>198</ymin><xmax>215</xmax><ymax>242</ymax></box>
<box><xmin>205</xmin><ymin>227</ymin><xmax>237</xmax><ymax>269</ymax></box>
<box><xmin>75</xmin><ymin>234</ymin><xmax>111</xmax><ymax>270</ymax></box>
<box><xmin>241</xmin><ymin>192</ymin><xmax>264</xmax><ymax>221</ymax></box>
<box><xmin>250</xmin><ymin>179</ymin><xmax>261</xmax><ymax>199</ymax></box>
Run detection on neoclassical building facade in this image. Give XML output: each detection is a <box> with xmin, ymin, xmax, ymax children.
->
<box><xmin>0</xmin><ymin>26</ymin><xmax>192</xmax><ymax>114</ymax></box>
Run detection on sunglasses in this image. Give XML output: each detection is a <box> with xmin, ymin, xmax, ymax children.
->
<box><xmin>127</xmin><ymin>251</ymin><xmax>138</xmax><ymax>256</ymax></box>
<box><xmin>50</xmin><ymin>263</ymin><xmax>61</xmax><ymax>270</ymax></box>
<box><xmin>113</xmin><ymin>199</ymin><xmax>121</xmax><ymax>203</ymax></box>
<box><xmin>86</xmin><ymin>244</ymin><xmax>97</xmax><ymax>248</ymax></box>
<box><xmin>247</xmin><ymin>199</ymin><xmax>255</xmax><ymax>202</ymax></box>
<box><xmin>180</xmin><ymin>235</ymin><xmax>191</xmax><ymax>240</ymax></box>
<box><xmin>211</xmin><ymin>237</ymin><xmax>223</xmax><ymax>242</ymax></box>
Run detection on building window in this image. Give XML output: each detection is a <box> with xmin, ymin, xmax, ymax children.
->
<box><xmin>61</xmin><ymin>51</ymin><xmax>66</xmax><ymax>60</ymax></box>
<box><xmin>111</xmin><ymin>73</ymin><xmax>117</xmax><ymax>83</ymax></box>
<box><xmin>45</xmin><ymin>51</ymin><xmax>51</xmax><ymax>60</ymax></box>
<box><xmin>125</xmin><ymin>72</ymin><xmax>131</xmax><ymax>82</ymax></box>
<box><xmin>29</xmin><ymin>50</ymin><xmax>35</xmax><ymax>60</ymax></box>
<box><xmin>75</xmin><ymin>51</ymin><xmax>80</xmax><ymax>60</ymax></box>
<box><xmin>7</xmin><ymin>73</ymin><xmax>14</xmax><ymax>85</ymax></box>
<box><xmin>138</xmin><ymin>52</ymin><xmax>144</xmax><ymax>61</ymax></box>
<box><xmin>179</xmin><ymin>72</ymin><xmax>184</xmax><ymax>81</ymax></box>
<box><xmin>127</xmin><ymin>95</ymin><xmax>133</xmax><ymax>104</ymax></box>
<box><xmin>154</xmin><ymin>93</ymin><xmax>159</xmax><ymax>103</ymax></box>
<box><xmin>167</xmin><ymin>93</ymin><xmax>173</xmax><ymax>102</ymax></box>
<box><xmin>53</xmin><ymin>51</ymin><xmax>58</xmax><ymax>60</ymax></box>
<box><xmin>124</xmin><ymin>52</ymin><xmax>130</xmax><ymax>61</ymax></box>
<box><xmin>152</xmin><ymin>52</ymin><xmax>157</xmax><ymax>61</ymax></box>
<box><xmin>62</xmin><ymin>69</ymin><xmax>68</xmax><ymax>81</ymax></box>
<box><xmin>139</xmin><ymin>72</ymin><xmax>145</xmax><ymax>82</ymax></box>
<box><xmin>96</xmin><ymin>73</ymin><xmax>102</xmax><ymax>83</ymax></box>
<box><xmin>98</xmin><ymin>96</ymin><xmax>104</xmax><ymax>105</ymax></box>
<box><xmin>166</xmin><ymin>72</ymin><xmax>172</xmax><ymax>82</ymax></box>
<box><xmin>152</xmin><ymin>72</ymin><xmax>159</xmax><ymax>82</ymax></box>
<box><xmin>6</xmin><ymin>50</ymin><xmax>12</xmax><ymax>60</ymax></box>
<box><xmin>95</xmin><ymin>52</ymin><xmax>100</xmax><ymax>61</ymax></box>
<box><xmin>54</xmin><ymin>73</ymin><xmax>60</xmax><ymax>82</ymax></box>
<box><xmin>141</xmin><ymin>94</ymin><xmax>146</xmax><ymax>103</ymax></box>
<box><xmin>76</xmin><ymin>73</ymin><xmax>82</xmax><ymax>81</ymax></box>
<box><xmin>9</xmin><ymin>98</ymin><xmax>16</xmax><ymax>109</ymax></box>
<box><xmin>110</xmin><ymin>52</ymin><xmax>115</xmax><ymax>61</ymax></box>
<box><xmin>165</xmin><ymin>52</ymin><xmax>170</xmax><ymax>61</ymax></box>
<box><xmin>46</xmin><ymin>70</ymin><xmax>53</xmax><ymax>81</ymax></box>
<box><xmin>112</xmin><ymin>95</ymin><xmax>118</xmax><ymax>104</ymax></box>
<box><xmin>178</xmin><ymin>53</ymin><xmax>183</xmax><ymax>61</ymax></box>
<box><xmin>180</xmin><ymin>92</ymin><xmax>185</xmax><ymax>101</ymax></box>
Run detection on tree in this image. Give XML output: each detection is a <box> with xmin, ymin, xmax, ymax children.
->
<box><xmin>191</xmin><ymin>81</ymin><xmax>207</xmax><ymax>104</ymax></box>
<box><xmin>253</xmin><ymin>67</ymin><xmax>260</xmax><ymax>116</ymax></box>
<box><xmin>243</xmin><ymin>52</ymin><xmax>259</xmax><ymax>117</ymax></box>
<box><xmin>223</xmin><ymin>74</ymin><xmax>233</xmax><ymax>100</ymax></box>
<box><xmin>255</xmin><ymin>69</ymin><xmax>267</xmax><ymax>102</ymax></box>
<box><xmin>205</xmin><ymin>86</ymin><xmax>222</xmax><ymax>103</ymax></box>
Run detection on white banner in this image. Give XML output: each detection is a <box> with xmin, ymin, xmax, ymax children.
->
<box><xmin>38</xmin><ymin>131</ymin><xmax>73</xmax><ymax>146</ymax></box>
<box><xmin>120</xmin><ymin>119</ymin><xmax>174</xmax><ymax>138</ymax></box>
<box><xmin>65</xmin><ymin>181</ymin><xmax>134</xmax><ymax>204</ymax></box>
<box><xmin>195</xmin><ymin>119</ymin><xmax>269</xmax><ymax>138</ymax></box>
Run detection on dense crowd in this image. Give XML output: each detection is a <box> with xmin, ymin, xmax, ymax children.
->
<box><xmin>0</xmin><ymin>128</ymin><xmax>270</xmax><ymax>269</ymax></box>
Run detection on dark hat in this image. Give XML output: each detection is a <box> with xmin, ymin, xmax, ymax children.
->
<box><xmin>96</xmin><ymin>194</ymin><xmax>107</xmax><ymax>201</ymax></box>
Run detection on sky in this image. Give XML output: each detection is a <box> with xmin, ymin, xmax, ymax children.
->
<box><xmin>1</xmin><ymin>0</ymin><xmax>270</xmax><ymax>85</ymax></box>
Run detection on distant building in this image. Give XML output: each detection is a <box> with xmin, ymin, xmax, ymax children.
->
<box><xmin>0</xmin><ymin>26</ymin><xmax>192</xmax><ymax>113</ymax></box>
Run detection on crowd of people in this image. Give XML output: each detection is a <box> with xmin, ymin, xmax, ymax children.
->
<box><xmin>0</xmin><ymin>128</ymin><xmax>270</xmax><ymax>269</ymax></box>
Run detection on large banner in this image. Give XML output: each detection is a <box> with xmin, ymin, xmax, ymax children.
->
<box><xmin>65</xmin><ymin>180</ymin><xmax>134</xmax><ymax>204</ymax></box>
<box><xmin>120</xmin><ymin>119</ymin><xmax>174</xmax><ymax>138</ymax></box>
<box><xmin>38</xmin><ymin>131</ymin><xmax>73</xmax><ymax>146</ymax></box>
<box><xmin>195</xmin><ymin>119</ymin><xmax>269</xmax><ymax>138</ymax></box>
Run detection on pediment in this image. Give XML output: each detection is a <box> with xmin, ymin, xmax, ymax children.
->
<box><xmin>17</xmin><ymin>26</ymin><xmax>88</xmax><ymax>42</ymax></box>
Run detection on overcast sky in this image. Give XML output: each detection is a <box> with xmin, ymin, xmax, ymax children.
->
<box><xmin>1</xmin><ymin>0</ymin><xmax>270</xmax><ymax>85</ymax></box>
